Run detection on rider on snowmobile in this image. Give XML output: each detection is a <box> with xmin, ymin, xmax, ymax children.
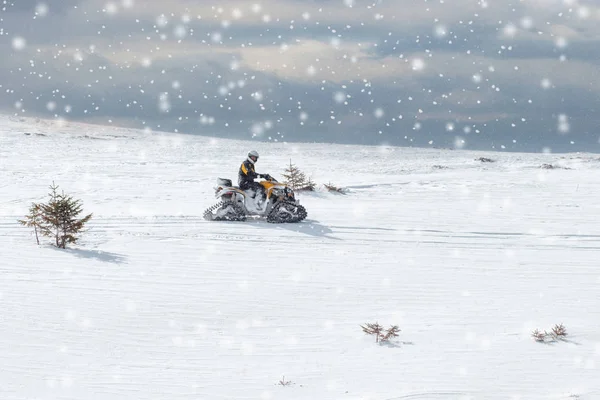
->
<box><xmin>238</xmin><ymin>150</ymin><xmax>271</xmax><ymax>201</ymax></box>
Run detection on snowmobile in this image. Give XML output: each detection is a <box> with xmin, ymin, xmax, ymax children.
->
<box><xmin>203</xmin><ymin>175</ymin><xmax>308</xmax><ymax>223</ymax></box>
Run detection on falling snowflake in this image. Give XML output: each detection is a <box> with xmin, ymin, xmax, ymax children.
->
<box><xmin>251</xmin><ymin>123</ymin><xmax>265</xmax><ymax>137</ymax></box>
<box><xmin>577</xmin><ymin>6</ymin><xmax>590</xmax><ymax>19</ymax></box>
<box><xmin>540</xmin><ymin>78</ymin><xmax>552</xmax><ymax>89</ymax></box>
<box><xmin>122</xmin><ymin>0</ymin><xmax>134</xmax><ymax>8</ymax></box>
<box><xmin>105</xmin><ymin>2</ymin><xmax>118</xmax><ymax>14</ymax></box>
<box><xmin>141</xmin><ymin>57</ymin><xmax>152</xmax><ymax>67</ymax></box>
<box><xmin>231</xmin><ymin>8</ymin><xmax>243</xmax><ymax>19</ymax></box>
<box><xmin>307</xmin><ymin>65</ymin><xmax>317</xmax><ymax>76</ymax></box>
<box><xmin>502</xmin><ymin>23</ymin><xmax>517</xmax><ymax>37</ymax></box>
<box><xmin>374</xmin><ymin>108</ymin><xmax>384</xmax><ymax>118</ymax></box>
<box><xmin>555</xmin><ymin>37</ymin><xmax>568</xmax><ymax>48</ymax></box>
<box><xmin>446</xmin><ymin>122</ymin><xmax>455</xmax><ymax>131</ymax></box>
<box><xmin>557</xmin><ymin>114</ymin><xmax>569</xmax><ymax>134</ymax></box>
<box><xmin>344</xmin><ymin>0</ymin><xmax>355</xmax><ymax>7</ymax></box>
<box><xmin>156</xmin><ymin>14</ymin><xmax>168</xmax><ymax>27</ymax></box>
<box><xmin>454</xmin><ymin>136</ymin><xmax>466</xmax><ymax>149</ymax></box>
<box><xmin>411</xmin><ymin>58</ymin><xmax>425</xmax><ymax>71</ymax></box>
<box><xmin>434</xmin><ymin>25</ymin><xmax>447</xmax><ymax>38</ymax></box>
<box><xmin>35</xmin><ymin>3</ymin><xmax>49</xmax><ymax>17</ymax></box>
<box><xmin>472</xmin><ymin>74</ymin><xmax>482</xmax><ymax>83</ymax></box>
<box><xmin>46</xmin><ymin>101</ymin><xmax>56</xmax><ymax>111</ymax></box>
<box><xmin>158</xmin><ymin>93</ymin><xmax>171</xmax><ymax>112</ymax></box>
<box><xmin>333</xmin><ymin>91</ymin><xmax>346</xmax><ymax>104</ymax></box>
<box><xmin>12</xmin><ymin>36</ymin><xmax>26</xmax><ymax>51</ymax></box>
<box><xmin>173</xmin><ymin>25</ymin><xmax>187</xmax><ymax>39</ymax></box>
<box><xmin>520</xmin><ymin>16</ymin><xmax>533</xmax><ymax>29</ymax></box>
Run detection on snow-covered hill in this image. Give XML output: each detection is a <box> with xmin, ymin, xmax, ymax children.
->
<box><xmin>1</xmin><ymin>116</ymin><xmax>600</xmax><ymax>400</ymax></box>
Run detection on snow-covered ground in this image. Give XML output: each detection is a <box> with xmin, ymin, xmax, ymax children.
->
<box><xmin>1</xmin><ymin>115</ymin><xmax>600</xmax><ymax>400</ymax></box>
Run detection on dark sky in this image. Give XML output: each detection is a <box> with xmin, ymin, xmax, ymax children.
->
<box><xmin>1</xmin><ymin>0</ymin><xmax>600</xmax><ymax>152</ymax></box>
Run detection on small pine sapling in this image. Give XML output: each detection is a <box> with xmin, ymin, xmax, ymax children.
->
<box><xmin>300</xmin><ymin>176</ymin><xmax>317</xmax><ymax>192</ymax></box>
<box><xmin>37</xmin><ymin>182</ymin><xmax>93</xmax><ymax>249</ymax></box>
<box><xmin>362</xmin><ymin>322</ymin><xmax>401</xmax><ymax>344</ymax></box>
<box><xmin>551</xmin><ymin>323</ymin><xmax>567</xmax><ymax>338</ymax></box>
<box><xmin>531</xmin><ymin>329</ymin><xmax>546</xmax><ymax>342</ymax></box>
<box><xmin>18</xmin><ymin>202</ymin><xmax>43</xmax><ymax>245</ymax></box>
<box><xmin>361</xmin><ymin>322</ymin><xmax>385</xmax><ymax>343</ymax></box>
<box><xmin>282</xmin><ymin>159</ymin><xmax>308</xmax><ymax>190</ymax></box>
<box><xmin>324</xmin><ymin>182</ymin><xmax>347</xmax><ymax>194</ymax></box>
<box><xmin>278</xmin><ymin>376</ymin><xmax>292</xmax><ymax>386</ymax></box>
<box><xmin>381</xmin><ymin>325</ymin><xmax>401</xmax><ymax>342</ymax></box>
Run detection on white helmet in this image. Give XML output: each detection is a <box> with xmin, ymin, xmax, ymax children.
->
<box><xmin>247</xmin><ymin>150</ymin><xmax>259</xmax><ymax>164</ymax></box>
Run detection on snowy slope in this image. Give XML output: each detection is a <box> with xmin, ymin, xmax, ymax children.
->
<box><xmin>1</xmin><ymin>116</ymin><xmax>600</xmax><ymax>400</ymax></box>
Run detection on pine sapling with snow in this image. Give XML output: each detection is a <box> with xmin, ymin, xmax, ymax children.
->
<box><xmin>18</xmin><ymin>202</ymin><xmax>43</xmax><ymax>245</ymax></box>
<box><xmin>324</xmin><ymin>182</ymin><xmax>347</xmax><ymax>194</ymax></box>
<box><xmin>361</xmin><ymin>322</ymin><xmax>401</xmax><ymax>344</ymax></box>
<box><xmin>282</xmin><ymin>159</ymin><xmax>315</xmax><ymax>191</ymax></box>
<box><xmin>34</xmin><ymin>182</ymin><xmax>93</xmax><ymax>249</ymax></box>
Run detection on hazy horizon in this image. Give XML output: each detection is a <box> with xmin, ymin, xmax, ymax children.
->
<box><xmin>2</xmin><ymin>0</ymin><xmax>600</xmax><ymax>152</ymax></box>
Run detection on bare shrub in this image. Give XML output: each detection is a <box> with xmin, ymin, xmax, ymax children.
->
<box><xmin>532</xmin><ymin>324</ymin><xmax>568</xmax><ymax>343</ymax></box>
<box><xmin>324</xmin><ymin>182</ymin><xmax>347</xmax><ymax>194</ymax></box>
<box><xmin>551</xmin><ymin>323</ymin><xmax>567</xmax><ymax>338</ymax></box>
<box><xmin>278</xmin><ymin>376</ymin><xmax>292</xmax><ymax>386</ymax></box>
<box><xmin>361</xmin><ymin>322</ymin><xmax>401</xmax><ymax>344</ymax></box>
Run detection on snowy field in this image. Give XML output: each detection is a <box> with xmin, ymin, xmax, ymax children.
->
<box><xmin>1</xmin><ymin>115</ymin><xmax>600</xmax><ymax>400</ymax></box>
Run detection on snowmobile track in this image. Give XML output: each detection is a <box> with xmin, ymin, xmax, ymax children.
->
<box><xmin>266</xmin><ymin>200</ymin><xmax>307</xmax><ymax>223</ymax></box>
<box><xmin>203</xmin><ymin>200</ymin><xmax>246</xmax><ymax>222</ymax></box>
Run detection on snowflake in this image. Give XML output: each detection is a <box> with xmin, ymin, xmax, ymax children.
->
<box><xmin>333</xmin><ymin>91</ymin><xmax>346</xmax><ymax>103</ymax></box>
<box><xmin>12</xmin><ymin>36</ymin><xmax>26</xmax><ymax>51</ymax></box>
<box><xmin>411</xmin><ymin>58</ymin><xmax>425</xmax><ymax>71</ymax></box>
<box><xmin>105</xmin><ymin>2</ymin><xmax>118</xmax><ymax>14</ymax></box>
<box><xmin>156</xmin><ymin>14</ymin><xmax>168</xmax><ymax>27</ymax></box>
<box><xmin>577</xmin><ymin>6</ymin><xmax>590</xmax><ymax>19</ymax></box>
<box><xmin>434</xmin><ymin>25</ymin><xmax>447</xmax><ymax>38</ymax></box>
<box><xmin>232</xmin><ymin>8</ymin><xmax>242</xmax><ymax>19</ymax></box>
<box><xmin>454</xmin><ymin>136</ymin><xmax>466</xmax><ymax>149</ymax></box>
<box><xmin>173</xmin><ymin>25</ymin><xmax>187</xmax><ymax>39</ymax></box>
<box><xmin>555</xmin><ymin>36</ymin><xmax>568</xmax><ymax>48</ymax></box>
<box><xmin>374</xmin><ymin>108</ymin><xmax>384</xmax><ymax>118</ymax></box>
<box><xmin>502</xmin><ymin>23</ymin><xmax>517</xmax><ymax>37</ymax></box>
<box><xmin>540</xmin><ymin>78</ymin><xmax>552</xmax><ymax>89</ymax></box>
<box><xmin>35</xmin><ymin>3</ymin><xmax>49</xmax><ymax>17</ymax></box>
<box><xmin>158</xmin><ymin>93</ymin><xmax>171</xmax><ymax>112</ymax></box>
<box><xmin>122</xmin><ymin>0</ymin><xmax>134</xmax><ymax>8</ymax></box>
<box><xmin>520</xmin><ymin>16</ymin><xmax>533</xmax><ymax>29</ymax></box>
<box><xmin>557</xmin><ymin>114</ymin><xmax>569</xmax><ymax>134</ymax></box>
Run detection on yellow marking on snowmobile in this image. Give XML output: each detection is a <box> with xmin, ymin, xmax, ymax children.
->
<box><xmin>260</xmin><ymin>181</ymin><xmax>277</xmax><ymax>190</ymax></box>
<box><xmin>260</xmin><ymin>181</ymin><xmax>287</xmax><ymax>199</ymax></box>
